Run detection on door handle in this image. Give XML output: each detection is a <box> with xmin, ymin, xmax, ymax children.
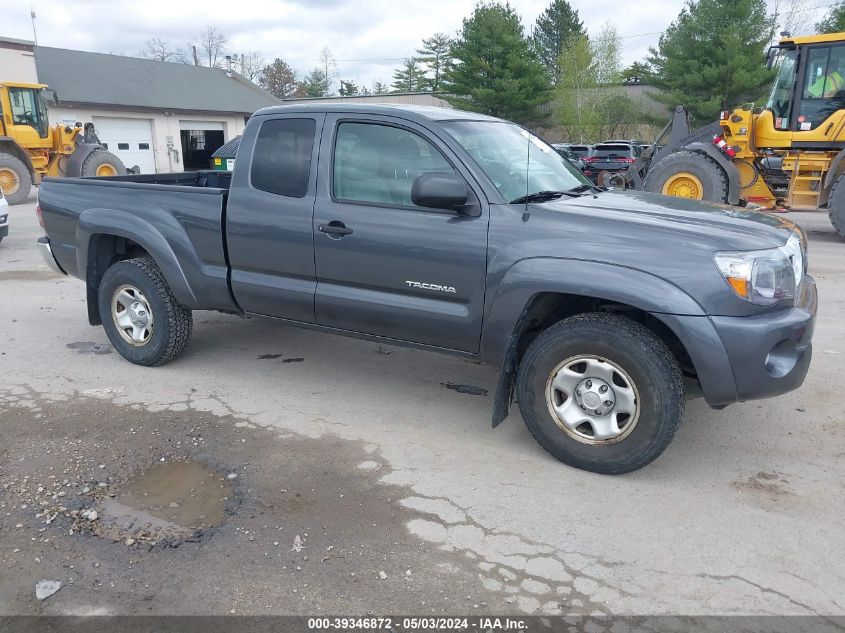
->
<box><xmin>318</xmin><ymin>221</ymin><xmax>353</xmax><ymax>237</ymax></box>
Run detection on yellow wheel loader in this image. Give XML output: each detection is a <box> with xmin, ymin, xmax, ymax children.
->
<box><xmin>620</xmin><ymin>32</ymin><xmax>845</xmax><ymax>239</ymax></box>
<box><xmin>0</xmin><ymin>82</ymin><xmax>126</xmax><ymax>204</ymax></box>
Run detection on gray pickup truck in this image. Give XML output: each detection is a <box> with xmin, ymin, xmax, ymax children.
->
<box><xmin>36</xmin><ymin>104</ymin><xmax>817</xmax><ymax>474</ymax></box>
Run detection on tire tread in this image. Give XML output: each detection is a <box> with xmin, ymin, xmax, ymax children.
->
<box><xmin>517</xmin><ymin>313</ymin><xmax>685</xmax><ymax>475</ymax></box>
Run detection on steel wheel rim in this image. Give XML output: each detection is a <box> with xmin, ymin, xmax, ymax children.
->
<box><xmin>0</xmin><ymin>167</ymin><xmax>20</xmax><ymax>195</ymax></box>
<box><xmin>111</xmin><ymin>284</ymin><xmax>154</xmax><ymax>346</ymax></box>
<box><xmin>545</xmin><ymin>355</ymin><xmax>640</xmax><ymax>445</ymax></box>
<box><xmin>662</xmin><ymin>172</ymin><xmax>703</xmax><ymax>199</ymax></box>
<box><xmin>96</xmin><ymin>164</ymin><xmax>117</xmax><ymax>177</ymax></box>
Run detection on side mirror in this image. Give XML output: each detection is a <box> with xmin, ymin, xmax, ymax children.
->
<box><xmin>411</xmin><ymin>172</ymin><xmax>469</xmax><ymax>212</ymax></box>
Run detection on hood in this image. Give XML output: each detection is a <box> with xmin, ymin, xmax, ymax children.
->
<box><xmin>540</xmin><ymin>189</ymin><xmax>796</xmax><ymax>251</ymax></box>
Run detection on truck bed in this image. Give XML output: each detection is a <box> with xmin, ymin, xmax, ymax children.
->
<box><xmin>38</xmin><ymin>171</ymin><xmax>235</xmax><ymax>314</ymax></box>
<box><xmin>84</xmin><ymin>169</ymin><xmax>232</xmax><ymax>190</ymax></box>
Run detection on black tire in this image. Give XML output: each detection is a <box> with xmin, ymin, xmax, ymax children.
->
<box><xmin>98</xmin><ymin>257</ymin><xmax>192</xmax><ymax>367</ymax></box>
<box><xmin>828</xmin><ymin>172</ymin><xmax>845</xmax><ymax>239</ymax></box>
<box><xmin>81</xmin><ymin>150</ymin><xmax>125</xmax><ymax>178</ymax></box>
<box><xmin>644</xmin><ymin>150</ymin><xmax>729</xmax><ymax>203</ymax></box>
<box><xmin>516</xmin><ymin>313</ymin><xmax>685</xmax><ymax>475</ymax></box>
<box><xmin>0</xmin><ymin>153</ymin><xmax>33</xmax><ymax>204</ymax></box>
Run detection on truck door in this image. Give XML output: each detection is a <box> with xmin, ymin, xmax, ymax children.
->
<box><xmin>312</xmin><ymin>114</ymin><xmax>489</xmax><ymax>352</ymax></box>
<box><xmin>226</xmin><ymin>113</ymin><xmax>324</xmax><ymax>321</ymax></box>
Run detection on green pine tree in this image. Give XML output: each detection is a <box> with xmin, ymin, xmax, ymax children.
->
<box><xmin>532</xmin><ymin>0</ymin><xmax>585</xmax><ymax>84</ymax></box>
<box><xmin>416</xmin><ymin>33</ymin><xmax>452</xmax><ymax>91</ymax></box>
<box><xmin>302</xmin><ymin>68</ymin><xmax>330</xmax><ymax>97</ymax></box>
<box><xmin>339</xmin><ymin>80</ymin><xmax>359</xmax><ymax>96</ymax></box>
<box><xmin>443</xmin><ymin>2</ymin><xmax>552</xmax><ymax>123</ymax></box>
<box><xmin>392</xmin><ymin>58</ymin><xmax>428</xmax><ymax>92</ymax></box>
<box><xmin>816</xmin><ymin>2</ymin><xmax>845</xmax><ymax>34</ymax></box>
<box><xmin>646</xmin><ymin>0</ymin><xmax>776</xmax><ymax>122</ymax></box>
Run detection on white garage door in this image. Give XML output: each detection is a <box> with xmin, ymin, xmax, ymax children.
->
<box><xmin>92</xmin><ymin>117</ymin><xmax>156</xmax><ymax>174</ymax></box>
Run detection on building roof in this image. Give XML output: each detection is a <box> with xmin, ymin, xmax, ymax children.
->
<box><xmin>34</xmin><ymin>46</ymin><xmax>280</xmax><ymax>115</ymax></box>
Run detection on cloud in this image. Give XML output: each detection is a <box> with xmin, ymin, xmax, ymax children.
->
<box><xmin>3</xmin><ymin>0</ymin><xmax>831</xmax><ymax>89</ymax></box>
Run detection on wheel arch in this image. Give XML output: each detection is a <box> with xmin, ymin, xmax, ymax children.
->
<box><xmin>482</xmin><ymin>258</ymin><xmax>708</xmax><ymax>427</ymax></box>
<box><xmin>77</xmin><ymin>211</ymin><xmax>200</xmax><ymax>325</ymax></box>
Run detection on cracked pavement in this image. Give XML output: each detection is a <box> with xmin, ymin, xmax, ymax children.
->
<box><xmin>1</xmin><ymin>194</ymin><xmax>844</xmax><ymax>617</ymax></box>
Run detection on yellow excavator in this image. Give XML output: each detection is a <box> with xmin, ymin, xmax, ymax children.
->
<box><xmin>622</xmin><ymin>32</ymin><xmax>845</xmax><ymax>239</ymax></box>
<box><xmin>0</xmin><ymin>81</ymin><xmax>125</xmax><ymax>204</ymax></box>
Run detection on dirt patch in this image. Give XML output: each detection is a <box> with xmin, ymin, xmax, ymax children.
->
<box><xmin>0</xmin><ymin>391</ymin><xmax>515</xmax><ymax>616</ymax></box>
<box><xmin>732</xmin><ymin>471</ymin><xmax>794</xmax><ymax>500</ymax></box>
<box><xmin>441</xmin><ymin>382</ymin><xmax>488</xmax><ymax>396</ymax></box>
<box><xmin>0</xmin><ymin>270</ymin><xmax>64</xmax><ymax>282</ymax></box>
<box><xmin>66</xmin><ymin>342</ymin><xmax>113</xmax><ymax>355</ymax></box>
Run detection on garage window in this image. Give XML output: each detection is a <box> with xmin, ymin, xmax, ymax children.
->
<box><xmin>139</xmin><ymin>143</ymin><xmax>150</xmax><ymax>150</ymax></box>
<box><xmin>251</xmin><ymin>118</ymin><xmax>316</xmax><ymax>198</ymax></box>
<box><xmin>118</xmin><ymin>143</ymin><xmax>130</xmax><ymax>150</ymax></box>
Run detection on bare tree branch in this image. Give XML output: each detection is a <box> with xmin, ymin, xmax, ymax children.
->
<box><xmin>238</xmin><ymin>51</ymin><xmax>266</xmax><ymax>82</ymax></box>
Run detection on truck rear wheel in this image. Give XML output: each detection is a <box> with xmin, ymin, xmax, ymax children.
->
<box><xmin>644</xmin><ymin>150</ymin><xmax>729</xmax><ymax>203</ymax></box>
<box><xmin>98</xmin><ymin>257</ymin><xmax>192</xmax><ymax>366</ymax></box>
<box><xmin>516</xmin><ymin>313</ymin><xmax>685</xmax><ymax>474</ymax></box>
<box><xmin>81</xmin><ymin>150</ymin><xmax>125</xmax><ymax>178</ymax></box>
<box><xmin>0</xmin><ymin>153</ymin><xmax>33</xmax><ymax>204</ymax></box>
<box><xmin>828</xmin><ymin>172</ymin><xmax>845</xmax><ymax>239</ymax></box>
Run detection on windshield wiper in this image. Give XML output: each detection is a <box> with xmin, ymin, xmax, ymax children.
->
<box><xmin>509</xmin><ymin>190</ymin><xmax>572</xmax><ymax>204</ymax></box>
<box><xmin>567</xmin><ymin>183</ymin><xmax>602</xmax><ymax>194</ymax></box>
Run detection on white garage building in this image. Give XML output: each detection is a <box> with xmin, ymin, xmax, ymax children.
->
<box><xmin>34</xmin><ymin>46</ymin><xmax>279</xmax><ymax>173</ymax></box>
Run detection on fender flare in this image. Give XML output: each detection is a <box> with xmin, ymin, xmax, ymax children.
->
<box><xmin>481</xmin><ymin>258</ymin><xmax>707</xmax><ymax>427</ymax></box>
<box><xmin>76</xmin><ymin>209</ymin><xmax>200</xmax><ymax>311</ymax></box>
<box><xmin>684</xmin><ymin>141</ymin><xmax>742</xmax><ymax>205</ymax></box>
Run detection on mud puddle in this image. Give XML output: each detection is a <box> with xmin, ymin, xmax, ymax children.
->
<box><xmin>87</xmin><ymin>459</ymin><xmax>233</xmax><ymax>544</ymax></box>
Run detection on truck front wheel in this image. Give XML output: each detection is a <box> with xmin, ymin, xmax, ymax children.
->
<box><xmin>98</xmin><ymin>257</ymin><xmax>193</xmax><ymax>366</ymax></box>
<box><xmin>516</xmin><ymin>313</ymin><xmax>685</xmax><ymax>474</ymax></box>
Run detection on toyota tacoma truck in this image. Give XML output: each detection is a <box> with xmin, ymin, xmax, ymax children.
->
<box><xmin>36</xmin><ymin>104</ymin><xmax>817</xmax><ymax>474</ymax></box>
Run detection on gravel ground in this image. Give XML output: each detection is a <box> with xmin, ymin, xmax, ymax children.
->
<box><xmin>1</xmin><ymin>192</ymin><xmax>843</xmax><ymax>619</ymax></box>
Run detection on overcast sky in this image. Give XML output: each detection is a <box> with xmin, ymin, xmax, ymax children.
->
<box><xmin>0</xmin><ymin>0</ymin><xmax>835</xmax><ymax>89</ymax></box>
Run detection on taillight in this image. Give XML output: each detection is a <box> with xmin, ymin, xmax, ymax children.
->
<box><xmin>36</xmin><ymin>204</ymin><xmax>46</xmax><ymax>234</ymax></box>
<box><xmin>583</xmin><ymin>156</ymin><xmax>596</xmax><ymax>163</ymax></box>
<box><xmin>620</xmin><ymin>157</ymin><xmax>636</xmax><ymax>163</ymax></box>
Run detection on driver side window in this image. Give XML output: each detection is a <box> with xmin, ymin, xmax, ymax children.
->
<box><xmin>332</xmin><ymin>122</ymin><xmax>456</xmax><ymax>208</ymax></box>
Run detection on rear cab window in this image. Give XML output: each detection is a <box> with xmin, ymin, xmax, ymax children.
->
<box><xmin>251</xmin><ymin>118</ymin><xmax>316</xmax><ymax>197</ymax></box>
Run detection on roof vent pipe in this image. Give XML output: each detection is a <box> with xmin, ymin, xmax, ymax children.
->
<box><xmin>225</xmin><ymin>55</ymin><xmax>233</xmax><ymax>77</ymax></box>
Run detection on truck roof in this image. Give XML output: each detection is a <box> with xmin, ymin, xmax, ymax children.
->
<box><xmin>253</xmin><ymin>103</ymin><xmax>503</xmax><ymax>123</ymax></box>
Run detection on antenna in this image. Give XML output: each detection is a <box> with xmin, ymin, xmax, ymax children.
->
<box><xmin>30</xmin><ymin>7</ymin><xmax>38</xmax><ymax>46</ymax></box>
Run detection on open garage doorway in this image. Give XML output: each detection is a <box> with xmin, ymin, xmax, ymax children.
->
<box><xmin>179</xmin><ymin>120</ymin><xmax>225</xmax><ymax>170</ymax></box>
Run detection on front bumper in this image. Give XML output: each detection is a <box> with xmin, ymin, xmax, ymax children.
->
<box><xmin>710</xmin><ymin>276</ymin><xmax>816</xmax><ymax>402</ymax></box>
<box><xmin>37</xmin><ymin>237</ymin><xmax>65</xmax><ymax>274</ymax></box>
<box><xmin>660</xmin><ymin>275</ymin><xmax>817</xmax><ymax>406</ymax></box>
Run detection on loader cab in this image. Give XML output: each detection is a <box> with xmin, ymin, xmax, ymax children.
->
<box><xmin>0</xmin><ymin>83</ymin><xmax>52</xmax><ymax>147</ymax></box>
<box><xmin>765</xmin><ymin>34</ymin><xmax>845</xmax><ymax>134</ymax></box>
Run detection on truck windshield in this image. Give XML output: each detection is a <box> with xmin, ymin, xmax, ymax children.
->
<box><xmin>766</xmin><ymin>49</ymin><xmax>798</xmax><ymax>126</ymax></box>
<box><xmin>442</xmin><ymin>121</ymin><xmax>587</xmax><ymax>203</ymax></box>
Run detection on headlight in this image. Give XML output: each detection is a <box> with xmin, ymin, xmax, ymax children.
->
<box><xmin>714</xmin><ymin>232</ymin><xmax>805</xmax><ymax>306</ymax></box>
